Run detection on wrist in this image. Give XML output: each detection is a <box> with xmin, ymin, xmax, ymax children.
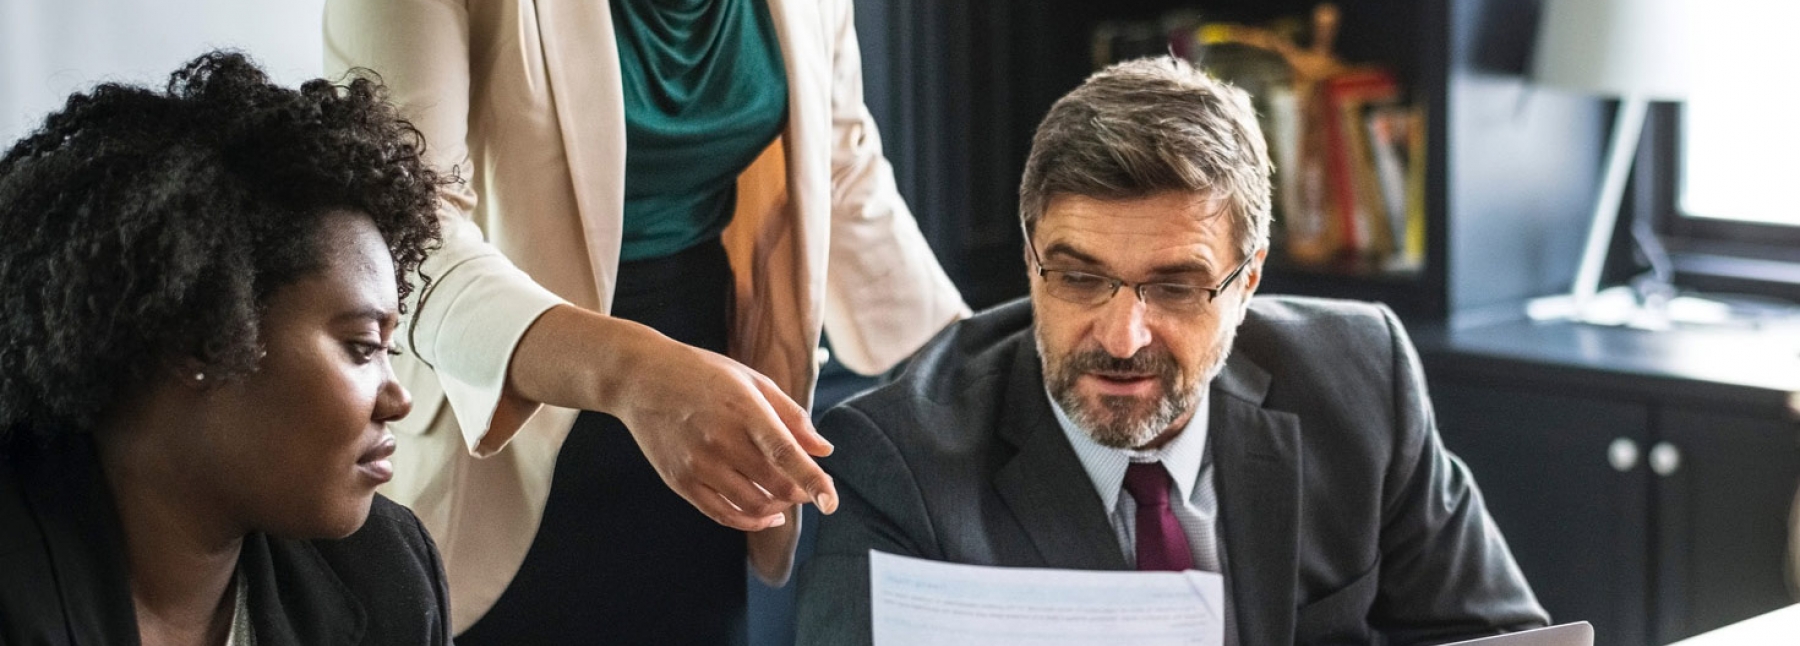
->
<box><xmin>507</xmin><ymin>304</ymin><xmax>667</xmax><ymax>414</ymax></box>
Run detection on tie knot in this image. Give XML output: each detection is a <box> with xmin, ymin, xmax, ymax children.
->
<box><xmin>1123</xmin><ymin>461</ymin><xmax>1173</xmax><ymax>508</ymax></box>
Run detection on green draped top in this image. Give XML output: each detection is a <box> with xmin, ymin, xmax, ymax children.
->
<box><xmin>611</xmin><ymin>0</ymin><xmax>789</xmax><ymax>262</ymax></box>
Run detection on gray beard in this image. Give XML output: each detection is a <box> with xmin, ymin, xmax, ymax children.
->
<box><xmin>1060</xmin><ymin>385</ymin><xmax>1190</xmax><ymax>449</ymax></box>
<box><xmin>1038</xmin><ymin>325</ymin><xmax>1237</xmax><ymax>450</ymax></box>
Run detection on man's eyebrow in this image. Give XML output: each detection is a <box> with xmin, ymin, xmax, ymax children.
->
<box><xmin>1145</xmin><ymin>261</ymin><xmax>1216</xmax><ymax>278</ymax></box>
<box><xmin>1042</xmin><ymin>242</ymin><xmax>1104</xmax><ymax>267</ymax></box>
<box><xmin>1044</xmin><ymin>241</ymin><xmax>1219</xmax><ymax>278</ymax></box>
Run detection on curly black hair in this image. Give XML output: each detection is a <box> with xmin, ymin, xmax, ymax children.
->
<box><xmin>0</xmin><ymin>51</ymin><xmax>443</xmax><ymax>440</ymax></box>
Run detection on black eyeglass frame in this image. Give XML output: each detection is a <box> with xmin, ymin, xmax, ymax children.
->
<box><xmin>1021</xmin><ymin>221</ymin><xmax>1254</xmax><ymax>312</ymax></box>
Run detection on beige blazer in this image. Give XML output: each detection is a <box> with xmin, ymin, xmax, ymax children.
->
<box><xmin>324</xmin><ymin>0</ymin><xmax>967</xmax><ymax>631</ymax></box>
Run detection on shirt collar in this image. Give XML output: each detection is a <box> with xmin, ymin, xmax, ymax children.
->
<box><xmin>1049</xmin><ymin>388</ymin><xmax>1210</xmax><ymax>514</ymax></box>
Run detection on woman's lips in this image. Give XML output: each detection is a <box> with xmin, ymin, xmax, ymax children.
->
<box><xmin>356</xmin><ymin>433</ymin><xmax>397</xmax><ymax>484</ymax></box>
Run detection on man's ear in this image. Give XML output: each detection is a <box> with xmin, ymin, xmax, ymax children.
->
<box><xmin>1237</xmin><ymin>247</ymin><xmax>1269</xmax><ymax>318</ymax></box>
<box><xmin>1243</xmin><ymin>247</ymin><xmax>1268</xmax><ymax>295</ymax></box>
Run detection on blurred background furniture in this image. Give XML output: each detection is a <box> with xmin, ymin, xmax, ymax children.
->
<box><xmin>1525</xmin><ymin>0</ymin><xmax>1716</xmax><ymax>325</ymax></box>
<box><xmin>1664</xmin><ymin>603</ymin><xmax>1800</xmax><ymax>645</ymax></box>
<box><xmin>1417</xmin><ymin>319</ymin><xmax>1800</xmax><ymax>645</ymax></box>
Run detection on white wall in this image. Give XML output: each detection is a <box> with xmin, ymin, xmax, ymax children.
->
<box><xmin>1</xmin><ymin>0</ymin><xmax>327</xmax><ymax>147</ymax></box>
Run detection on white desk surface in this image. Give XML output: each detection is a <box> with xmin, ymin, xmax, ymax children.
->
<box><xmin>1666</xmin><ymin>604</ymin><xmax>1800</xmax><ymax>645</ymax></box>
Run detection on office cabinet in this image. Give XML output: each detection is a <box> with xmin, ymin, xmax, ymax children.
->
<box><xmin>1432</xmin><ymin>383</ymin><xmax>1654</xmax><ymax>645</ymax></box>
<box><xmin>1422</xmin><ymin>321</ymin><xmax>1800</xmax><ymax>646</ymax></box>
<box><xmin>1653</xmin><ymin>409</ymin><xmax>1799</xmax><ymax>642</ymax></box>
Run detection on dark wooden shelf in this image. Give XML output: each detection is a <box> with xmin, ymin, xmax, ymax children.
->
<box><xmin>1259</xmin><ymin>261</ymin><xmax>1440</xmax><ymax>321</ymax></box>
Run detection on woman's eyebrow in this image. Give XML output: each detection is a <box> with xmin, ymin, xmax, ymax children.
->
<box><xmin>333</xmin><ymin>306</ymin><xmax>400</xmax><ymax>327</ymax></box>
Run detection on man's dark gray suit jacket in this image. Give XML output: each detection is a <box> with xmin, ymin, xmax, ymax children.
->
<box><xmin>796</xmin><ymin>296</ymin><xmax>1549</xmax><ymax>645</ymax></box>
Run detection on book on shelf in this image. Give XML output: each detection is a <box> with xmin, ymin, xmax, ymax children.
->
<box><xmin>1365</xmin><ymin>102</ymin><xmax>1427</xmax><ymax>271</ymax></box>
<box><xmin>1321</xmin><ymin>70</ymin><xmax>1399</xmax><ymax>262</ymax></box>
<box><xmin>1088</xmin><ymin>8</ymin><xmax>1427</xmax><ymax>276</ymax></box>
<box><xmin>1365</xmin><ymin>102</ymin><xmax>1410</xmax><ymax>259</ymax></box>
<box><xmin>1402</xmin><ymin>104</ymin><xmax>1427</xmax><ymax>270</ymax></box>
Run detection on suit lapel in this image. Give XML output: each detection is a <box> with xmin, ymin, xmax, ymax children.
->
<box><xmin>992</xmin><ymin>342</ymin><xmax>1129</xmax><ymax>571</ymax></box>
<box><xmin>1210</xmin><ymin>355</ymin><xmax>1303</xmax><ymax>644</ymax></box>
<box><xmin>532</xmin><ymin>0</ymin><xmax>628</xmax><ymax>310</ymax></box>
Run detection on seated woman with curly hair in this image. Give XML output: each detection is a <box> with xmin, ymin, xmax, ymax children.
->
<box><xmin>0</xmin><ymin>51</ymin><xmax>448</xmax><ymax>645</ymax></box>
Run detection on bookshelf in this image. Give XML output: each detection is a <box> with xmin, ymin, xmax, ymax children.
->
<box><xmin>857</xmin><ymin>0</ymin><xmax>1611</xmax><ymax>326</ymax></box>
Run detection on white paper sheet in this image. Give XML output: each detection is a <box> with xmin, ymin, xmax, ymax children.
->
<box><xmin>869</xmin><ymin>550</ymin><xmax>1224</xmax><ymax>646</ymax></box>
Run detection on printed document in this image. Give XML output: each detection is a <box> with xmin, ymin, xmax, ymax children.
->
<box><xmin>869</xmin><ymin>550</ymin><xmax>1224</xmax><ymax>646</ymax></box>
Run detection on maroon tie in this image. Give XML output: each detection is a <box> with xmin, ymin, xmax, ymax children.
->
<box><xmin>1123</xmin><ymin>461</ymin><xmax>1194</xmax><ymax>571</ymax></box>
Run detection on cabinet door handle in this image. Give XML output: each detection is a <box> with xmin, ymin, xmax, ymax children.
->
<box><xmin>1650</xmin><ymin>442</ymin><xmax>1682</xmax><ymax>476</ymax></box>
<box><xmin>1608</xmin><ymin>437</ymin><xmax>1640</xmax><ymax>472</ymax></box>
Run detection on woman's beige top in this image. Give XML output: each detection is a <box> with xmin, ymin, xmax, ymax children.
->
<box><xmin>324</xmin><ymin>0</ymin><xmax>967</xmax><ymax>632</ymax></box>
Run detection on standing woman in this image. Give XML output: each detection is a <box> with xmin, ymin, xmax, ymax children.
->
<box><xmin>324</xmin><ymin>0</ymin><xmax>968</xmax><ymax>642</ymax></box>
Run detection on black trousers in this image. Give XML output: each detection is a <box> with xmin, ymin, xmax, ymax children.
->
<box><xmin>458</xmin><ymin>239</ymin><xmax>746</xmax><ymax>645</ymax></box>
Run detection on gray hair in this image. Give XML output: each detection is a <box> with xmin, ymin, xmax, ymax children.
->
<box><xmin>1018</xmin><ymin>56</ymin><xmax>1272</xmax><ymax>258</ymax></box>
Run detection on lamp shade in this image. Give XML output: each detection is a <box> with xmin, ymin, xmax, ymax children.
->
<box><xmin>1532</xmin><ymin>0</ymin><xmax>1713</xmax><ymax>100</ymax></box>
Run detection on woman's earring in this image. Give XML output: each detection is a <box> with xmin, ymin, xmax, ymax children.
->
<box><xmin>193</xmin><ymin>372</ymin><xmax>206</xmax><ymax>382</ymax></box>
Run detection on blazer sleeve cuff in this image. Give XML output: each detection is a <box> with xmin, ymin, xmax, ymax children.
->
<box><xmin>410</xmin><ymin>252</ymin><xmax>566</xmax><ymax>457</ymax></box>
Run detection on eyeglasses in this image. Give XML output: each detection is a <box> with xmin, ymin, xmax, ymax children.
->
<box><xmin>1023</xmin><ymin>225</ymin><xmax>1252</xmax><ymax>315</ymax></box>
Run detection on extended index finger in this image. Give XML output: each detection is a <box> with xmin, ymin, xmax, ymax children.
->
<box><xmin>752</xmin><ymin>372</ymin><xmax>832</xmax><ymax>457</ymax></box>
<box><xmin>747</xmin><ymin>377</ymin><xmax>839</xmax><ymax>514</ymax></box>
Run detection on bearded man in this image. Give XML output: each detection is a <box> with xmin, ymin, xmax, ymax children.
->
<box><xmin>794</xmin><ymin>57</ymin><xmax>1549</xmax><ymax>645</ymax></box>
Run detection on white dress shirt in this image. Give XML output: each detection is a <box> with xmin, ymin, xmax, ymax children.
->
<box><xmin>1051</xmin><ymin>391</ymin><xmax>1236</xmax><ymax>644</ymax></box>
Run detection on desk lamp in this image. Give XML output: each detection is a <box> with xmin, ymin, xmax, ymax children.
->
<box><xmin>1524</xmin><ymin>0</ymin><xmax>1714</xmax><ymax>326</ymax></box>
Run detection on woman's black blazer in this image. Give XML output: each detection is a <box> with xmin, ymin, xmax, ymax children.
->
<box><xmin>0</xmin><ymin>433</ymin><xmax>453</xmax><ymax>645</ymax></box>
